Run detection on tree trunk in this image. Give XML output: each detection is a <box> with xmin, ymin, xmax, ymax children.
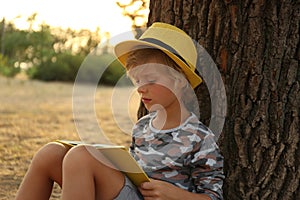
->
<box><xmin>145</xmin><ymin>0</ymin><xmax>300</xmax><ymax>199</ymax></box>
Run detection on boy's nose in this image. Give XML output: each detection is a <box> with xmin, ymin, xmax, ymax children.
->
<box><xmin>137</xmin><ymin>84</ymin><xmax>148</xmax><ymax>94</ymax></box>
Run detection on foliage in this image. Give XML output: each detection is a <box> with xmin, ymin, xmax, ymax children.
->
<box><xmin>27</xmin><ymin>52</ymin><xmax>85</xmax><ymax>81</ymax></box>
<box><xmin>99</xmin><ymin>54</ymin><xmax>130</xmax><ymax>86</ymax></box>
<box><xmin>0</xmin><ymin>54</ymin><xmax>20</xmax><ymax>77</ymax></box>
<box><xmin>0</xmin><ymin>4</ymin><xmax>151</xmax><ymax>83</ymax></box>
<box><xmin>76</xmin><ymin>52</ymin><xmax>129</xmax><ymax>86</ymax></box>
<box><xmin>116</xmin><ymin>0</ymin><xmax>149</xmax><ymax>38</ymax></box>
<box><xmin>0</xmin><ymin>16</ymin><xmax>109</xmax><ymax>83</ymax></box>
<box><xmin>0</xmin><ymin>5</ymin><xmax>149</xmax><ymax>84</ymax></box>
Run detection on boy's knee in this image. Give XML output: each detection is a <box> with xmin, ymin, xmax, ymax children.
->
<box><xmin>62</xmin><ymin>145</ymin><xmax>112</xmax><ymax>170</ymax></box>
<box><xmin>31</xmin><ymin>142</ymin><xmax>68</xmax><ymax>170</ymax></box>
<box><xmin>63</xmin><ymin>145</ymin><xmax>90</xmax><ymax>163</ymax></box>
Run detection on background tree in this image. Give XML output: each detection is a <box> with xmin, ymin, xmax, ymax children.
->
<box><xmin>145</xmin><ymin>0</ymin><xmax>299</xmax><ymax>199</ymax></box>
<box><xmin>0</xmin><ymin>14</ymin><xmax>125</xmax><ymax>85</ymax></box>
<box><xmin>116</xmin><ymin>0</ymin><xmax>149</xmax><ymax>38</ymax></box>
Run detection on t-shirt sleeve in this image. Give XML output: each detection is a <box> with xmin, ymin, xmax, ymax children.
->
<box><xmin>190</xmin><ymin>131</ymin><xmax>224</xmax><ymax>200</ymax></box>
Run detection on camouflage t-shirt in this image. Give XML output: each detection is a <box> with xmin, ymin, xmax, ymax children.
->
<box><xmin>130</xmin><ymin>112</ymin><xmax>224</xmax><ymax>200</ymax></box>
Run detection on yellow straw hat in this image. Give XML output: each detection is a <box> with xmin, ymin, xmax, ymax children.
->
<box><xmin>114</xmin><ymin>22</ymin><xmax>202</xmax><ymax>88</ymax></box>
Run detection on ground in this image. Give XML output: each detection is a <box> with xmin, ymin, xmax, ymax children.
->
<box><xmin>0</xmin><ymin>76</ymin><xmax>138</xmax><ymax>199</ymax></box>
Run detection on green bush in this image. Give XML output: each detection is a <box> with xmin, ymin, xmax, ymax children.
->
<box><xmin>27</xmin><ymin>52</ymin><xmax>130</xmax><ymax>86</ymax></box>
<box><xmin>76</xmin><ymin>53</ymin><xmax>130</xmax><ymax>86</ymax></box>
<box><xmin>0</xmin><ymin>54</ymin><xmax>20</xmax><ymax>77</ymax></box>
<box><xmin>28</xmin><ymin>53</ymin><xmax>85</xmax><ymax>82</ymax></box>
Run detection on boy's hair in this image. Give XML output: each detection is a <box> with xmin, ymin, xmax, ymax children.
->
<box><xmin>126</xmin><ymin>47</ymin><xmax>190</xmax><ymax>87</ymax></box>
<box><xmin>125</xmin><ymin>47</ymin><xmax>183</xmax><ymax>73</ymax></box>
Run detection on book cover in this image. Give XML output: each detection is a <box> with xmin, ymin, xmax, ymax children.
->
<box><xmin>56</xmin><ymin>140</ymin><xmax>150</xmax><ymax>186</ymax></box>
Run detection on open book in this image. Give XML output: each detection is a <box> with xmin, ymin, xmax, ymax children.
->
<box><xmin>56</xmin><ymin>140</ymin><xmax>150</xmax><ymax>186</ymax></box>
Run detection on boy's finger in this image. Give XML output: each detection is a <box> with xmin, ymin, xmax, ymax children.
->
<box><xmin>140</xmin><ymin>181</ymin><xmax>154</xmax><ymax>190</ymax></box>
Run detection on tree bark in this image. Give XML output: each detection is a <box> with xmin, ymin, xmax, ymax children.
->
<box><xmin>145</xmin><ymin>0</ymin><xmax>300</xmax><ymax>199</ymax></box>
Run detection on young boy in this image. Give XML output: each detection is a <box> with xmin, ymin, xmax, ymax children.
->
<box><xmin>15</xmin><ymin>22</ymin><xmax>224</xmax><ymax>200</ymax></box>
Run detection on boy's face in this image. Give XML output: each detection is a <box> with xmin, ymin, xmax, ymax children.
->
<box><xmin>128</xmin><ymin>62</ymin><xmax>182</xmax><ymax>112</ymax></box>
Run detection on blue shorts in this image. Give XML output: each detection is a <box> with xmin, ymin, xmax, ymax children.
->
<box><xmin>114</xmin><ymin>176</ymin><xmax>144</xmax><ymax>200</ymax></box>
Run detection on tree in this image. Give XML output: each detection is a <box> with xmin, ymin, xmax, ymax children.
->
<box><xmin>0</xmin><ymin>14</ymin><xmax>102</xmax><ymax>81</ymax></box>
<box><xmin>116</xmin><ymin>0</ymin><xmax>149</xmax><ymax>38</ymax></box>
<box><xmin>145</xmin><ymin>0</ymin><xmax>299</xmax><ymax>199</ymax></box>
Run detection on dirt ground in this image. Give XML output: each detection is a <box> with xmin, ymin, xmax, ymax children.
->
<box><xmin>0</xmin><ymin>76</ymin><xmax>138</xmax><ymax>199</ymax></box>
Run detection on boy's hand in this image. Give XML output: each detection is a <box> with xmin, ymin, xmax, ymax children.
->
<box><xmin>138</xmin><ymin>179</ymin><xmax>211</xmax><ymax>200</ymax></box>
<box><xmin>139</xmin><ymin>178</ymin><xmax>178</xmax><ymax>200</ymax></box>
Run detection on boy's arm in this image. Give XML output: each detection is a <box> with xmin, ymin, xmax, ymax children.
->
<box><xmin>190</xmin><ymin>133</ymin><xmax>224</xmax><ymax>200</ymax></box>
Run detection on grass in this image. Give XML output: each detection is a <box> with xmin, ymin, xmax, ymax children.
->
<box><xmin>0</xmin><ymin>76</ymin><xmax>139</xmax><ymax>199</ymax></box>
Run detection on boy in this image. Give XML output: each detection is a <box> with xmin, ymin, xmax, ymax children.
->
<box><xmin>15</xmin><ymin>22</ymin><xmax>224</xmax><ymax>200</ymax></box>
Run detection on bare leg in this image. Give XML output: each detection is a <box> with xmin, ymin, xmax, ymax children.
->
<box><xmin>15</xmin><ymin>142</ymin><xmax>68</xmax><ymax>200</ymax></box>
<box><xmin>61</xmin><ymin>145</ymin><xmax>125</xmax><ymax>200</ymax></box>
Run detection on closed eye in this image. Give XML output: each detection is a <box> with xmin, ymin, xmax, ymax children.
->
<box><xmin>147</xmin><ymin>79</ymin><xmax>157</xmax><ymax>83</ymax></box>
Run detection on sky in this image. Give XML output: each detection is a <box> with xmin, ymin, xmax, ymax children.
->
<box><xmin>0</xmin><ymin>0</ymin><xmax>141</xmax><ymax>38</ymax></box>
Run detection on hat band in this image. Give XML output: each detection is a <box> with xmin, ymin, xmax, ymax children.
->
<box><xmin>139</xmin><ymin>37</ymin><xmax>192</xmax><ymax>70</ymax></box>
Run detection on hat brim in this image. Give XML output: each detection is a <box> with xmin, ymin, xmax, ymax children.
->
<box><xmin>114</xmin><ymin>40</ymin><xmax>202</xmax><ymax>88</ymax></box>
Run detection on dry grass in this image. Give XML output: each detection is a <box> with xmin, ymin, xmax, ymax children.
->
<box><xmin>0</xmin><ymin>76</ymin><xmax>139</xmax><ymax>199</ymax></box>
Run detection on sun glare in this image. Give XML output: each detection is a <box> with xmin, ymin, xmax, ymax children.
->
<box><xmin>0</xmin><ymin>0</ymin><xmax>140</xmax><ymax>37</ymax></box>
